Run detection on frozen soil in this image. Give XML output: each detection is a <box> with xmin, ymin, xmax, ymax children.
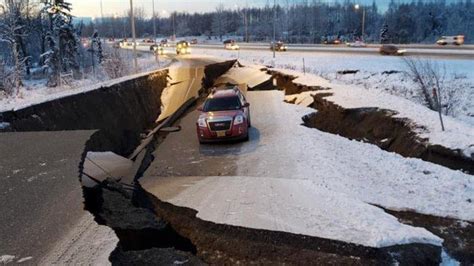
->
<box><xmin>384</xmin><ymin>208</ymin><xmax>474</xmax><ymax>264</ymax></box>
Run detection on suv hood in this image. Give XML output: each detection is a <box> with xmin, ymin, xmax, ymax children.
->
<box><xmin>199</xmin><ymin>110</ymin><xmax>243</xmax><ymax>119</ymax></box>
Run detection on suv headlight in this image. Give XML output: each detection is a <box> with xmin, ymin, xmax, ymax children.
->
<box><xmin>234</xmin><ymin>115</ymin><xmax>244</xmax><ymax>125</ymax></box>
<box><xmin>198</xmin><ymin>118</ymin><xmax>207</xmax><ymax>127</ymax></box>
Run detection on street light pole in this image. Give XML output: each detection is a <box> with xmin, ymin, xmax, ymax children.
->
<box><xmin>152</xmin><ymin>0</ymin><xmax>159</xmax><ymax>64</ymax></box>
<box><xmin>355</xmin><ymin>4</ymin><xmax>365</xmax><ymax>41</ymax></box>
<box><xmin>130</xmin><ymin>0</ymin><xmax>138</xmax><ymax>73</ymax></box>
<box><xmin>172</xmin><ymin>12</ymin><xmax>176</xmax><ymax>40</ymax></box>
<box><xmin>362</xmin><ymin>8</ymin><xmax>366</xmax><ymax>41</ymax></box>
<box><xmin>273</xmin><ymin>0</ymin><xmax>276</xmax><ymax>60</ymax></box>
<box><xmin>152</xmin><ymin>0</ymin><xmax>156</xmax><ymax>43</ymax></box>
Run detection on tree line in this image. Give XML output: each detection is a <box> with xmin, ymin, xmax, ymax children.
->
<box><xmin>86</xmin><ymin>0</ymin><xmax>473</xmax><ymax>44</ymax></box>
<box><xmin>1</xmin><ymin>0</ymin><xmax>473</xmax><ymax>94</ymax></box>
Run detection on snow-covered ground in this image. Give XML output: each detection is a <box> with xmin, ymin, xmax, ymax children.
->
<box><xmin>275</xmin><ymin>67</ymin><xmax>474</xmax><ymax>158</ymax></box>
<box><xmin>143</xmin><ymin>90</ymin><xmax>473</xmax><ymax>249</ymax></box>
<box><xmin>0</xmin><ymin>51</ymin><xmax>169</xmax><ymax>112</ymax></box>
<box><xmin>191</xmin><ymin>47</ymin><xmax>474</xmax><ymax>125</ymax></box>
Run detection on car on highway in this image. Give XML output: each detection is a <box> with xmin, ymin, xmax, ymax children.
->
<box><xmin>150</xmin><ymin>44</ymin><xmax>164</xmax><ymax>55</ymax></box>
<box><xmin>160</xmin><ymin>39</ymin><xmax>170</xmax><ymax>47</ymax></box>
<box><xmin>224</xmin><ymin>39</ymin><xmax>240</xmax><ymax>50</ymax></box>
<box><xmin>346</xmin><ymin>41</ymin><xmax>367</xmax><ymax>47</ymax></box>
<box><xmin>190</xmin><ymin>39</ymin><xmax>198</xmax><ymax>44</ymax></box>
<box><xmin>379</xmin><ymin>44</ymin><xmax>406</xmax><ymax>56</ymax></box>
<box><xmin>196</xmin><ymin>86</ymin><xmax>251</xmax><ymax>143</ymax></box>
<box><xmin>323</xmin><ymin>38</ymin><xmax>341</xmax><ymax>45</ymax></box>
<box><xmin>176</xmin><ymin>41</ymin><xmax>191</xmax><ymax>55</ymax></box>
<box><xmin>143</xmin><ymin>38</ymin><xmax>155</xmax><ymax>44</ymax></box>
<box><xmin>270</xmin><ymin>41</ymin><xmax>288</xmax><ymax>51</ymax></box>
<box><xmin>436</xmin><ymin>35</ymin><xmax>465</xmax><ymax>45</ymax></box>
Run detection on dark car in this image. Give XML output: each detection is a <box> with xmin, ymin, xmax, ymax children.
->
<box><xmin>379</xmin><ymin>44</ymin><xmax>406</xmax><ymax>56</ymax></box>
<box><xmin>323</xmin><ymin>39</ymin><xmax>341</xmax><ymax>45</ymax></box>
<box><xmin>150</xmin><ymin>44</ymin><xmax>164</xmax><ymax>55</ymax></box>
<box><xmin>160</xmin><ymin>39</ymin><xmax>170</xmax><ymax>47</ymax></box>
<box><xmin>196</xmin><ymin>86</ymin><xmax>251</xmax><ymax>143</ymax></box>
<box><xmin>270</xmin><ymin>41</ymin><xmax>288</xmax><ymax>52</ymax></box>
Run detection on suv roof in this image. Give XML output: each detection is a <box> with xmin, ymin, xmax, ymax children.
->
<box><xmin>209</xmin><ymin>87</ymin><xmax>240</xmax><ymax>99</ymax></box>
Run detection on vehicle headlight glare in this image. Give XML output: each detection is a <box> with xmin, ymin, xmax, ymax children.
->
<box><xmin>198</xmin><ymin>118</ymin><xmax>207</xmax><ymax>127</ymax></box>
<box><xmin>234</xmin><ymin>115</ymin><xmax>244</xmax><ymax>125</ymax></box>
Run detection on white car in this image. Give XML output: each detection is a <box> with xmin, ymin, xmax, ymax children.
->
<box><xmin>225</xmin><ymin>43</ymin><xmax>240</xmax><ymax>50</ymax></box>
<box><xmin>346</xmin><ymin>41</ymin><xmax>367</xmax><ymax>47</ymax></box>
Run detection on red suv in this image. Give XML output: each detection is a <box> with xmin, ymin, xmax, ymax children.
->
<box><xmin>196</xmin><ymin>87</ymin><xmax>251</xmax><ymax>143</ymax></box>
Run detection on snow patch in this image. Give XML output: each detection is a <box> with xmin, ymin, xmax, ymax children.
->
<box><xmin>0</xmin><ymin>122</ymin><xmax>10</xmax><ymax>129</ymax></box>
<box><xmin>0</xmin><ymin>255</ymin><xmax>15</xmax><ymax>264</ymax></box>
<box><xmin>168</xmin><ymin>176</ymin><xmax>443</xmax><ymax>248</ymax></box>
<box><xmin>16</xmin><ymin>257</ymin><xmax>33</xmax><ymax>263</ymax></box>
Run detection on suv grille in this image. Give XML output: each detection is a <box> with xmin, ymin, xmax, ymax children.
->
<box><xmin>208</xmin><ymin>120</ymin><xmax>232</xmax><ymax>131</ymax></box>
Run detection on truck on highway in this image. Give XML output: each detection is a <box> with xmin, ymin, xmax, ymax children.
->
<box><xmin>436</xmin><ymin>35</ymin><xmax>465</xmax><ymax>45</ymax></box>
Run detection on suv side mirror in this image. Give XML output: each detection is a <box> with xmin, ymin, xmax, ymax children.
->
<box><xmin>244</xmin><ymin>103</ymin><xmax>250</xmax><ymax>107</ymax></box>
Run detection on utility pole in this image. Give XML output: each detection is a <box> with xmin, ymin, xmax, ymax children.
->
<box><xmin>273</xmin><ymin>0</ymin><xmax>276</xmax><ymax>60</ymax></box>
<box><xmin>152</xmin><ymin>0</ymin><xmax>159</xmax><ymax>64</ymax></box>
<box><xmin>355</xmin><ymin>4</ymin><xmax>366</xmax><ymax>41</ymax></box>
<box><xmin>152</xmin><ymin>0</ymin><xmax>157</xmax><ymax>43</ymax></box>
<box><xmin>100</xmin><ymin>0</ymin><xmax>104</xmax><ymax>20</ymax></box>
<box><xmin>362</xmin><ymin>8</ymin><xmax>366</xmax><ymax>40</ymax></box>
<box><xmin>130</xmin><ymin>0</ymin><xmax>138</xmax><ymax>73</ymax></box>
<box><xmin>172</xmin><ymin>12</ymin><xmax>176</xmax><ymax>41</ymax></box>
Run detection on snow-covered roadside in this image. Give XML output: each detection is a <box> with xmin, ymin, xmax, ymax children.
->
<box><xmin>328</xmin><ymin>70</ymin><xmax>474</xmax><ymax>125</ymax></box>
<box><xmin>0</xmin><ymin>54</ymin><xmax>170</xmax><ymax>113</ymax></box>
<box><xmin>274</xmin><ymin>68</ymin><xmax>474</xmax><ymax>159</ymax></box>
<box><xmin>238</xmin><ymin>91</ymin><xmax>473</xmax><ymax>221</ymax></box>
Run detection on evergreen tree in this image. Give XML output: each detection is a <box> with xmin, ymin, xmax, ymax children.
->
<box><xmin>380</xmin><ymin>22</ymin><xmax>389</xmax><ymax>44</ymax></box>
<box><xmin>91</xmin><ymin>31</ymin><xmax>103</xmax><ymax>64</ymax></box>
<box><xmin>41</xmin><ymin>0</ymin><xmax>79</xmax><ymax>87</ymax></box>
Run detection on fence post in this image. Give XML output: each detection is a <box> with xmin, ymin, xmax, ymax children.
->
<box><xmin>432</xmin><ymin>88</ymin><xmax>445</xmax><ymax>131</ymax></box>
<box><xmin>303</xmin><ymin>58</ymin><xmax>306</xmax><ymax>75</ymax></box>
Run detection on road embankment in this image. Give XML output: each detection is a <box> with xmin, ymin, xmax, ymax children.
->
<box><xmin>0</xmin><ymin>70</ymin><xmax>168</xmax><ymax>132</ymax></box>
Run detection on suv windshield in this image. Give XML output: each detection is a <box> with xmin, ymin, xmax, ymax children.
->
<box><xmin>203</xmin><ymin>96</ymin><xmax>241</xmax><ymax>112</ymax></box>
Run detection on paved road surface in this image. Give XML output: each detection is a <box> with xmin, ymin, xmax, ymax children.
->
<box><xmin>0</xmin><ymin>131</ymin><xmax>116</xmax><ymax>264</ymax></box>
<box><xmin>122</xmin><ymin>41</ymin><xmax>474</xmax><ymax>59</ymax></box>
<box><xmin>192</xmin><ymin>43</ymin><xmax>474</xmax><ymax>59</ymax></box>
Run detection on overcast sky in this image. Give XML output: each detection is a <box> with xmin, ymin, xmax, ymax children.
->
<box><xmin>68</xmin><ymin>0</ymin><xmax>453</xmax><ymax>18</ymax></box>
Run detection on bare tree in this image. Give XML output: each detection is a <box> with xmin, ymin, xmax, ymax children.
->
<box><xmin>101</xmin><ymin>46</ymin><xmax>130</xmax><ymax>79</ymax></box>
<box><xmin>403</xmin><ymin>57</ymin><xmax>449</xmax><ymax>130</ymax></box>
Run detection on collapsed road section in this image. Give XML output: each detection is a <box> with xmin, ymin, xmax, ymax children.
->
<box><xmin>0</xmin><ymin>57</ymin><xmax>236</xmax><ymax>264</ymax></box>
<box><xmin>2</xmin><ymin>58</ymin><xmax>472</xmax><ymax>264</ymax></box>
<box><xmin>80</xmin><ymin>62</ymin><xmax>472</xmax><ymax>264</ymax></box>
